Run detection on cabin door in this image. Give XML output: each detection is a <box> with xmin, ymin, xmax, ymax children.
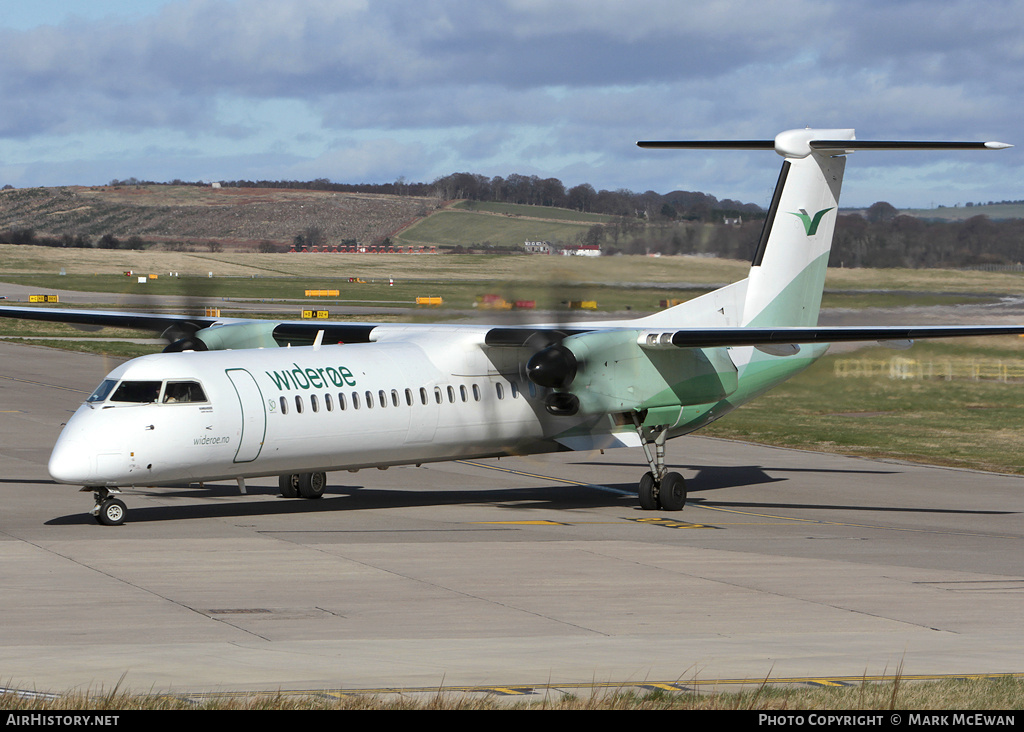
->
<box><xmin>225</xmin><ymin>368</ymin><xmax>267</xmax><ymax>463</ymax></box>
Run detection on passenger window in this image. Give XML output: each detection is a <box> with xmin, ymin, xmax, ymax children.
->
<box><xmin>366</xmin><ymin>390</ymin><xmax>374</xmax><ymax>408</ymax></box>
<box><xmin>419</xmin><ymin>387</ymin><xmax>427</xmax><ymax>405</ymax></box>
<box><xmin>378</xmin><ymin>389</ymin><xmax>387</xmax><ymax>408</ymax></box>
<box><xmin>295</xmin><ymin>395</ymin><xmax>304</xmax><ymax>413</ymax></box>
<box><xmin>352</xmin><ymin>391</ymin><xmax>360</xmax><ymax>410</ymax></box>
<box><xmin>339</xmin><ymin>392</ymin><xmax>347</xmax><ymax>411</ymax></box>
<box><xmin>392</xmin><ymin>389</ymin><xmax>400</xmax><ymax>407</ymax></box>
<box><xmin>111</xmin><ymin>380</ymin><xmax>162</xmax><ymax>403</ymax></box>
<box><xmin>311</xmin><ymin>394</ymin><xmax>319</xmax><ymax>413</ymax></box>
<box><xmin>163</xmin><ymin>381</ymin><xmax>207</xmax><ymax>404</ymax></box>
<box><xmin>325</xmin><ymin>393</ymin><xmax>333</xmax><ymax>411</ymax></box>
<box><xmin>472</xmin><ymin>384</ymin><xmax>481</xmax><ymax>402</ymax></box>
<box><xmin>459</xmin><ymin>385</ymin><xmax>468</xmax><ymax>402</ymax></box>
<box><xmin>405</xmin><ymin>388</ymin><xmax>413</xmax><ymax>406</ymax></box>
<box><xmin>496</xmin><ymin>383</ymin><xmax>504</xmax><ymax>400</ymax></box>
<box><xmin>87</xmin><ymin>379</ymin><xmax>118</xmax><ymax>403</ymax></box>
<box><xmin>447</xmin><ymin>386</ymin><xmax>455</xmax><ymax>403</ymax></box>
<box><xmin>280</xmin><ymin>396</ymin><xmax>288</xmax><ymax>415</ymax></box>
<box><xmin>511</xmin><ymin>382</ymin><xmax>519</xmax><ymax>398</ymax></box>
<box><xmin>434</xmin><ymin>387</ymin><xmax>442</xmax><ymax>404</ymax></box>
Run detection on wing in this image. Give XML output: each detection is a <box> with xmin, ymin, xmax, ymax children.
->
<box><xmin>0</xmin><ymin>304</ymin><xmax>220</xmax><ymax>332</ymax></box>
<box><xmin>483</xmin><ymin>323</ymin><xmax>1024</xmax><ymax>419</ymax></box>
<box><xmin>0</xmin><ymin>304</ymin><xmax>379</xmax><ymax>351</ymax></box>
<box><xmin>5</xmin><ymin>302</ymin><xmax>1024</xmax><ymax>354</ymax></box>
<box><xmin>641</xmin><ymin>325</ymin><xmax>1024</xmax><ymax>350</ymax></box>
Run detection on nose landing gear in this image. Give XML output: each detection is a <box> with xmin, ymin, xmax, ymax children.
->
<box><xmin>86</xmin><ymin>487</ymin><xmax>127</xmax><ymax>526</ymax></box>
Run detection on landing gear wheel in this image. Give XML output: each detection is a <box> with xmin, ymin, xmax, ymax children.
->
<box><xmin>298</xmin><ymin>471</ymin><xmax>326</xmax><ymax>499</ymax></box>
<box><xmin>96</xmin><ymin>498</ymin><xmax>127</xmax><ymax>526</ymax></box>
<box><xmin>279</xmin><ymin>474</ymin><xmax>300</xmax><ymax>498</ymax></box>
<box><xmin>658</xmin><ymin>472</ymin><xmax>687</xmax><ymax>511</ymax></box>
<box><xmin>638</xmin><ymin>471</ymin><xmax>659</xmax><ymax>510</ymax></box>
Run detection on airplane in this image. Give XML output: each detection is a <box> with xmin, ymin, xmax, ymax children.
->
<box><xmin>1</xmin><ymin>127</ymin><xmax>1019</xmax><ymax>526</ymax></box>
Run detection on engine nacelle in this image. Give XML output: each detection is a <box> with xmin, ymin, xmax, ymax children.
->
<box><xmin>534</xmin><ymin>329</ymin><xmax>739</xmax><ymax>415</ymax></box>
<box><xmin>190</xmin><ymin>321</ymin><xmax>282</xmax><ymax>350</ymax></box>
<box><xmin>526</xmin><ymin>344</ymin><xmax>578</xmax><ymax>389</ymax></box>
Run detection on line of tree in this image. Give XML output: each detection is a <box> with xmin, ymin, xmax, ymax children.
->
<box><xmin>5</xmin><ymin>211</ymin><xmax>1024</xmax><ymax>269</ymax></box>
<box><xmin>574</xmin><ymin>204</ymin><xmax>1024</xmax><ymax>268</ymax></box>
<box><xmin>832</xmin><ymin>213</ymin><xmax>1024</xmax><ymax>269</ymax></box>
<box><xmin>0</xmin><ymin>229</ymin><xmax>146</xmax><ymax>250</ymax></box>
<box><xmin>424</xmin><ymin>172</ymin><xmax>765</xmax><ymax>221</ymax></box>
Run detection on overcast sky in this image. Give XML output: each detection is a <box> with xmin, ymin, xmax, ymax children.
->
<box><xmin>0</xmin><ymin>0</ymin><xmax>1020</xmax><ymax>208</ymax></box>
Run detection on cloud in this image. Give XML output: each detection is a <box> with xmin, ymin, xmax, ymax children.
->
<box><xmin>0</xmin><ymin>0</ymin><xmax>1019</xmax><ymax>205</ymax></box>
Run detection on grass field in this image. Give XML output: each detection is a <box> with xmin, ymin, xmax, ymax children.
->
<box><xmin>704</xmin><ymin>339</ymin><xmax>1024</xmax><ymax>474</ymax></box>
<box><xmin>394</xmin><ymin>209</ymin><xmax>598</xmax><ymax>249</ymax></box>
<box><xmin>5</xmin><ymin>244</ymin><xmax>1024</xmax><ymax>293</ymax></box>
<box><xmin>901</xmin><ymin>202</ymin><xmax>1024</xmax><ymax>221</ymax></box>
<box><xmin>0</xmin><ymin>243</ymin><xmax>752</xmax><ymax>281</ymax></box>
<box><xmin>450</xmin><ymin>200</ymin><xmax>617</xmax><ymax>223</ymax></box>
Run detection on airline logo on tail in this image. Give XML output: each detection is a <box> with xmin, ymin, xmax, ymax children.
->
<box><xmin>790</xmin><ymin>207</ymin><xmax>834</xmax><ymax>236</ymax></box>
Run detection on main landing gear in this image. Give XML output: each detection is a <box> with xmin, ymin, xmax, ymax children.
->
<box><xmin>278</xmin><ymin>472</ymin><xmax>327</xmax><ymax>500</ymax></box>
<box><xmin>87</xmin><ymin>487</ymin><xmax>127</xmax><ymax>526</ymax></box>
<box><xmin>632</xmin><ymin>416</ymin><xmax>687</xmax><ymax>512</ymax></box>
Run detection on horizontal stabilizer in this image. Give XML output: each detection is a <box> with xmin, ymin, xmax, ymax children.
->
<box><xmin>639</xmin><ymin>132</ymin><xmax>1011</xmax><ymax>159</ymax></box>
<box><xmin>637</xmin><ymin>140</ymin><xmax>1011</xmax><ymax>151</ymax></box>
<box><xmin>636</xmin><ymin>140</ymin><xmax>776</xmax><ymax>150</ymax></box>
<box><xmin>810</xmin><ymin>140</ymin><xmax>1012</xmax><ymax>151</ymax></box>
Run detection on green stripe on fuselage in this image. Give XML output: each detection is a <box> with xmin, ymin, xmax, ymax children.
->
<box><xmin>668</xmin><ymin>252</ymin><xmax>834</xmax><ymax>435</ymax></box>
<box><xmin>745</xmin><ymin>250</ymin><xmax>831</xmax><ymax>328</ymax></box>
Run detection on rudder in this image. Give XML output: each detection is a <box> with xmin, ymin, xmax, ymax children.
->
<box><xmin>741</xmin><ymin>128</ymin><xmax>853</xmax><ymax>327</ymax></box>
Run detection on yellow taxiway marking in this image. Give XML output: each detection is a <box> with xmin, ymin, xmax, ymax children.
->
<box><xmin>628</xmin><ymin>517</ymin><xmax>716</xmax><ymax>529</ymax></box>
<box><xmin>489</xmin><ymin>687</ymin><xmax>535</xmax><ymax>696</ymax></box>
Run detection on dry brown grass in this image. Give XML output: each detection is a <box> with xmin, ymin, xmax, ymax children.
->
<box><xmin>5</xmin><ymin>243</ymin><xmax>1023</xmax><ymax>294</ymax></box>
<box><xmin>2</xmin><ymin>675</ymin><xmax>1021</xmax><ymax>710</ymax></box>
<box><xmin>0</xmin><ymin>243</ymin><xmax>751</xmax><ymax>283</ymax></box>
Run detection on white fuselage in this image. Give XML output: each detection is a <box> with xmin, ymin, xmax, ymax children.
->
<box><xmin>47</xmin><ymin>329</ymin><xmax>612</xmax><ymax>487</ymax></box>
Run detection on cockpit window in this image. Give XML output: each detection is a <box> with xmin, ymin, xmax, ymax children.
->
<box><xmin>163</xmin><ymin>381</ymin><xmax>207</xmax><ymax>404</ymax></box>
<box><xmin>110</xmin><ymin>380</ymin><xmax>162</xmax><ymax>403</ymax></box>
<box><xmin>87</xmin><ymin>379</ymin><xmax>118</xmax><ymax>403</ymax></box>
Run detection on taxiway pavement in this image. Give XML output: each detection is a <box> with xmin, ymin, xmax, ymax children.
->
<box><xmin>1</xmin><ymin>340</ymin><xmax>1022</xmax><ymax>695</ymax></box>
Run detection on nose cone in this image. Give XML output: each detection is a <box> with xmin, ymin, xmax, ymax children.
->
<box><xmin>48</xmin><ymin>406</ymin><xmax>126</xmax><ymax>486</ymax></box>
<box><xmin>48</xmin><ymin>435</ymin><xmax>94</xmax><ymax>484</ymax></box>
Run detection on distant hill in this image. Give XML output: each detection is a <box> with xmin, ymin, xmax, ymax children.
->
<box><xmin>0</xmin><ymin>184</ymin><xmax>442</xmax><ymax>250</ymax></box>
<box><xmin>0</xmin><ymin>184</ymin><xmax>764</xmax><ymax>257</ymax></box>
<box><xmin>900</xmin><ymin>202</ymin><xmax>1024</xmax><ymax>221</ymax></box>
<box><xmin>844</xmin><ymin>202</ymin><xmax>1024</xmax><ymax>222</ymax></box>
